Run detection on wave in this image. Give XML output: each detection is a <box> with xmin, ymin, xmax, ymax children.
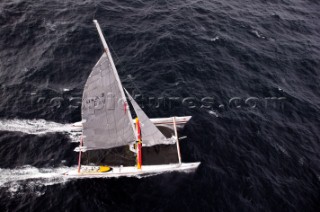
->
<box><xmin>0</xmin><ymin>119</ymin><xmax>81</xmax><ymax>142</ymax></box>
<box><xmin>0</xmin><ymin>165</ymin><xmax>73</xmax><ymax>196</ymax></box>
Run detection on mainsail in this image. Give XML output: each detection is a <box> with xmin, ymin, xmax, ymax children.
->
<box><xmin>125</xmin><ymin>90</ymin><xmax>176</xmax><ymax>146</ymax></box>
<box><xmin>81</xmin><ymin>53</ymin><xmax>136</xmax><ymax>150</ymax></box>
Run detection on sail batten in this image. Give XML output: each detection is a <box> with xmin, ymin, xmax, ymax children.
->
<box><xmin>125</xmin><ymin>90</ymin><xmax>176</xmax><ymax>146</ymax></box>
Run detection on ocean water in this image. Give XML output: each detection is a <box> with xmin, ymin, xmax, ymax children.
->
<box><xmin>0</xmin><ymin>0</ymin><xmax>319</xmax><ymax>211</ymax></box>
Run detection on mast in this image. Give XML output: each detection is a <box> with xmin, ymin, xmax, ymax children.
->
<box><xmin>93</xmin><ymin>20</ymin><xmax>137</xmax><ymax>140</ymax></box>
<box><xmin>77</xmin><ymin>136</ymin><xmax>83</xmax><ymax>173</ymax></box>
<box><xmin>173</xmin><ymin>117</ymin><xmax>182</xmax><ymax>165</ymax></box>
<box><xmin>136</xmin><ymin>118</ymin><xmax>142</xmax><ymax>169</ymax></box>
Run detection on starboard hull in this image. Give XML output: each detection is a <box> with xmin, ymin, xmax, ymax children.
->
<box><xmin>70</xmin><ymin>116</ymin><xmax>192</xmax><ymax>132</ymax></box>
<box><xmin>64</xmin><ymin>162</ymin><xmax>200</xmax><ymax>178</ymax></box>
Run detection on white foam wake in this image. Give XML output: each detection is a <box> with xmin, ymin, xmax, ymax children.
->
<box><xmin>0</xmin><ymin>166</ymin><xmax>76</xmax><ymax>196</ymax></box>
<box><xmin>0</xmin><ymin>119</ymin><xmax>82</xmax><ymax>142</ymax></box>
<box><xmin>0</xmin><ymin>165</ymin><xmax>160</xmax><ymax>196</ymax></box>
<box><xmin>0</xmin><ymin>166</ymin><xmax>73</xmax><ymax>186</ymax></box>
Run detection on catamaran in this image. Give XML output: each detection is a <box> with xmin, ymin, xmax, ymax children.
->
<box><xmin>65</xmin><ymin>20</ymin><xmax>200</xmax><ymax>178</ymax></box>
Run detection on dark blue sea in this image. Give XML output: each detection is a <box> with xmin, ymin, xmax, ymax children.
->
<box><xmin>0</xmin><ymin>0</ymin><xmax>319</xmax><ymax>211</ymax></box>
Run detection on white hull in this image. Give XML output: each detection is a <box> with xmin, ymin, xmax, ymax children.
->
<box><xmin>70</xmin><ymin>116</ymin><xmax>192</xmax><ymax>132</ymax></box>
<box><xmin>64</xmin><ymin>162</ymin><xmax>200</xmax><ymax>178</ymax></box>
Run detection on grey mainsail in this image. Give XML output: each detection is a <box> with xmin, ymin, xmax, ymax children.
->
<box><xmin>125</xmin><ymin>90</ymin><xmax>176</xmax><ymax>146</ymax></box>
<box><xmin>81</xmin><ymin>53</ymin><xmax>136</xmax><ymax>150</ymax></box>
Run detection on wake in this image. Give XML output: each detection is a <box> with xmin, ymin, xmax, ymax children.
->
<box><xmin>0</xmin><ymin>119</ymin><xmax>180</xmax><ymax>195</ymax></box>
<box><xmin>0</xmin><ymin>166</ymin><xmax>74</xmax><ymax>196</ymax></box>
<box><xmin>0</xmin><ymin>119</ymin><xmax>82</xmax><ymax>142</ymax></box>
<box><xmin>0</xmin><ymin>166</ymin><xmax>73</xmax><ymax>186</ymax></box>
<box><xmin>0</xmin><ymin>165</ymin><xmax>158</xmax><ymax>196</ymax></box>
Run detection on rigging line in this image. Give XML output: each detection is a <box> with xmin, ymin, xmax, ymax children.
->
<box><xmin>127</xmin><ymin>76</ymin><xmax>143</xmax><ymax>97</ymax></box>
<box><xmin>105</xmin><ymin>35</ymin><xmax>120</xmax><ymax>63</ymax></box>
<box><xmin>103</xmin><ymin>30</ymin><xmax>141</xmax><ymax>97</ymax></box>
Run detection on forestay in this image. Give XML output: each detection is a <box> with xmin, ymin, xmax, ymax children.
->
<box><xmin>81</xmin><ymin>53</ymin><xmax>136</xmax><ymax>150</ymax></box>
<box><xmin>125</xmin><ymin>90</ymin><xmax>176</xmax><ymax>146</ymax></box>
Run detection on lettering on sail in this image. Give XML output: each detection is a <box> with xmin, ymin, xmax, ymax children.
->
<box><xmin>85</xmin><ymin>92</ymin><xmax>117</xmax><ymax>114</ymax></box>
<box><xmin>85</xmin><ymin>92</ymin><xmax>106</xmax><ymax>113</ymax></box>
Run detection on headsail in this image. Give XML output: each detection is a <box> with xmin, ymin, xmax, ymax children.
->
<box><xmin>125</xmin><ymin>90</ymin><xmax>176</xmax><ymax>146</ymax></box>
<box><xmin>81</xmin><ymin>53</ymin><xmax>136</xmax><ymax>150</ymax></box>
